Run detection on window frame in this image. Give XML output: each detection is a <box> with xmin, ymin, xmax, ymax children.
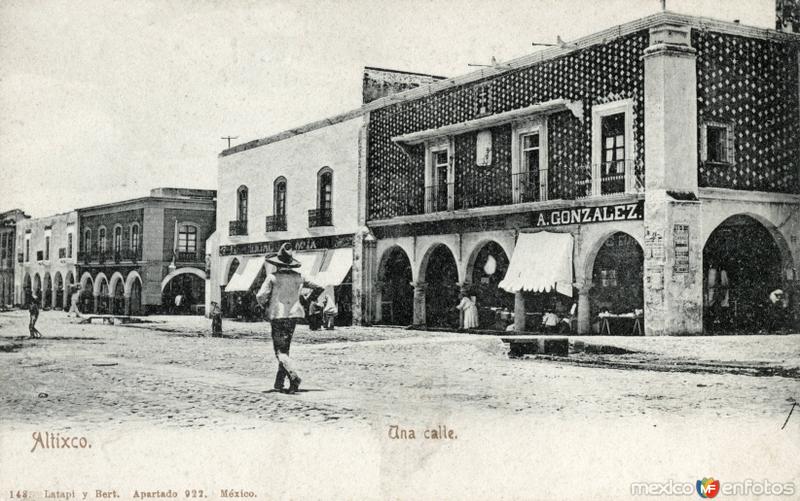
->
<box><xmin>129</xmin><ymin>223</ymin><xmax>140</xmax><ymax>251</ymax></box>
<box><xmin>236</xmin><ymin>185</ymin><xmax>248</xmax><ymax>222</ymax></box>
<box><xmin>591</xmin><ymin>99</ymin><xmax>635</xmax><ymax>196</ymax></box>
<box><xmin>84</xmin><ymin>229</ymin><xmax>92</xmax><ymax>254</ymax></box>
<box><xmin>317</xmin><ymin>167</ymin><xmax>333</xmax><ymax>210</ymax></box>
<box><xmin>511</xmin><ymin>118</ymin><xmax>548</xmax><ymax>203</ymax></box>
<box><xmin>44</xmin><ymin>234</ymin><xmax>50</xmax><ymax>261</ymax></box>
<box><xmin>98</xmin><ymin>226</ymin><xmax>107</xmax><ymax>253</ymax></box>
<box><xmin>25</xmin><ymin>236</ymin><xmax>30</xmax><ymax>262</ymax></box>
<box><xmin>112</xmin><ymin>225</ymin><xmax>123</xmax><ymax>254</ymax></box>
<box><xmin>178</xmin><ymin>224</ymin><xmax>198</xmax><ymax>253</ymax></box>
<box><xmin>700</xmin><ymin>121</ymin><xmax>735</xmax><ymax>165</ymax></box>
<box><xmin>424</xmin><ymin>138</ymin><xmax>454</xmax><ymax>212</ymax></box>
<box><xmin>273</xmin><ymin>177</ymin><xmax>287</xmax><ymax>217</ymax></box>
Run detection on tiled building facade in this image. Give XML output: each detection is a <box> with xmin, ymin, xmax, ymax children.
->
<box><xmin>359</xmin><ymin>12</ymin><xmax>800</xmax><ymax>335</ymax></box>
<box><xmin>76</xmin><ymin>188</ymin><xmax>216</xmax><ymax>315</ymax></box>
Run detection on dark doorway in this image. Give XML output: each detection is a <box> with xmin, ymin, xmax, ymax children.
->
<box><xmin>424</xmin><ymin>245</ymin><xmax>459</xmax><ymax>328</ymax></box>
<box><xmin>379</xmin><ymin>247</ymin><xmax>413</xmax><ymax>325</ymax></box>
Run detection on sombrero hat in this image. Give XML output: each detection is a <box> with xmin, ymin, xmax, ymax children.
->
<box><xmin>266</xmin><ymin>243</ymin><xmax>301</xmax><ymax>268</ymax></box>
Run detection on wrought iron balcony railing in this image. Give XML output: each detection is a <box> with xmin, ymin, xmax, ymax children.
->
<box><xmin>229</xmin><ymin>220</ymin><xmax>248</xmax><ymax>236</ymax></box>
<box><xmin>424</xmin><ymin>184</ymin><xmax>452</xmax><ymax>213</ymax></box>
<box><xmin>308</xmin><ymin>208</ymin><xmax>333</xmax><ymax>227</ymax></box>
<box><xmin>177</xmin><ymin>251</ymin><xmax>198</xmax><ymax>262</ymax></box>
<box><xmin>265</xmin><ymin>214</ymin><xmax>287</xmax><ymax>232</ymax></box>
<box><xmin>512</xmin><ymin>170</ymin><xmax>548</xmax><ymax>204</ymax></box>
<box><xmin>124</xmin><ymin>247</ymin><xmax>142</xmax><ymax>262</ymax></box>
<box><xmin>578</xmin><ymin>159</ymin><xmax>644</xmax><ymax>199</ymax></box>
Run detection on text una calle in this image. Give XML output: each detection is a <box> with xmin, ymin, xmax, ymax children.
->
<box><xmin>388</xmin><ymin>425</ymin><xmax>458</xmax><ymax>440</ymax></box>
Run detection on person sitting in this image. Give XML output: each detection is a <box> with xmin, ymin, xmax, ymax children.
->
<box><xmin>541</xmin><ymin>309</ymin><xmax>559</xmax><ymax>333</ymax></box>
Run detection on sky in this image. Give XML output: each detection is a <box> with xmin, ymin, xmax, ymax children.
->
<box><xmin>0</xmin><ymin>0</ymin><xmax>775</xmax><ymax>218</ymax></box>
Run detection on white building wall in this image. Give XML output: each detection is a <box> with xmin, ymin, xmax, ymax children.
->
<box><xmin>217</xmin><ymin>116</ymin><xmax>363</xmax><ymax>249</ymax></box>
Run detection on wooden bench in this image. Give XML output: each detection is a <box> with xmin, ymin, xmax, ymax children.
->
<box><xmin>500</xmin><ymin>336</ymin><xmax>569</xmax><ymax>358</ymax></box>
<box><xmin>78</xmin><ymin>315</ymin><xmax>136</xmax><ymax>325</ymax></box>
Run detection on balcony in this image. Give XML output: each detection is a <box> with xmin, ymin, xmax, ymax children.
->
<box><xmin>265</xmin><ymin>214</ymin><xmax>287</xmax><ymax>232</ymax></box>
<box><xmin>124</xmin><ymin>248</ymin><xmax>142</xmax><ymax>262</ymax></box>
<box><xmin>308</xmin><ymin>208</ymin><xmax>333</xmax><ymax>227</ymax></box>
<box><xmin>425</xmin><ymin>184</ymin><xmax>452</xmax><ymax>213</ymax></box>
<box><xmin>177</xmin><ymin>251</ymin><xmax>198</xmax><ymax>262</ymax></box>
<box><xmin>229</xmin><ymin>220</ymin><xmax>248</xmax><ymax>236</ymax></box>
<box><xmin>17</xmin><ymin>253</ymin><xmax>23</xmax><ymax>263</ymax></box>
<box><xmin>113</xmin><ymin>251</ymin><xmax>123</xmax><ymax>263</ymax></box>
<box><xmin>578</xmin><ymin>160</ymin><xmax>644</xmax><ymax>199</ymax></box>
<box><xmin>58</xmin><ymin>248</ymin><xmax>66</xmax><ymax>259</ymax></box>
<box><xmin>512</xmin><ymin>171</ymin><xmax>548</xmax><ymax>204</ymax></box>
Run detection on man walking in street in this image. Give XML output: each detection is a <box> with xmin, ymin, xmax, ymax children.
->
<box><xmin>29</xmin><ymin>294</ymin><xmax>42</xmax><ymax>338</ymax></box>
<box><xmin>256</xmin><ymin>244</ymin><xmax>323</xmax><ymax>394</ymax></box>
<box><xmin>67</xmin><ymin>285</ymin><xmax>82</xmax><ymax>318</ymax></box>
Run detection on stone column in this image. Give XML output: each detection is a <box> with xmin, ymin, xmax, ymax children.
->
<box><xmin>642</xmin><ymin>22</ymin><xmax>704</xmax><ymax>335</ymax></box>
<box><xmin>459</xmin><ymin>282</ymin><xmax>471</xmax><ymax>296</ymax></box>
<box><xmin>576</xmin><ymin>282</ymin><xmax>593</xmax><ymax>334</ymax></box>
<box><xmin>93</xmin><ymin>294</ymin><xmax>100</xmax><ymax>314</ymax></box>
<box><xmin>52</xmin><ymin>284</ymin><xmax>58</xmax><ymax>310</ymax></box>
<box><xmin>412</xmin><ymin>281</ymin><xmax>427</xmax><ymax>326</ymax></box>
<box><xmin>124</xmin><ymin>296</ymin><xmax>131</xmax><ymax>316</ymax></box>
<box><xmin>513</xmin><ymin>291</ymin><xmax>526</xmax><ymax>332</ymax></box>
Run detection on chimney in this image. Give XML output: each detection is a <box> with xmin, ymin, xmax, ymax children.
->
<box><xmin>776</xmin><ymin>0</ymin><xmax>799</xmax><ymax>32</ymax></box>
<box><xmin>362</xmin><ymin>67</ymin><xmax>447</xmax><ymax>104</ymax></box>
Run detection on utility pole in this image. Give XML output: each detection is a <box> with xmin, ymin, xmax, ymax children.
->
<box><xmin>221</xmin><ymin>136</ymin><xmax>238</xmax><ymax>149</ymax></box>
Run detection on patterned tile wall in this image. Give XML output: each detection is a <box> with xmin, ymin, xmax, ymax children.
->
<box><xmin>696</xmin><ymin>30</ymin><xmax>799</xmax><ymax>193</ymax></box>
<box><xmin>367</xmin><ymin>31</ymin><xmax>649</xmax><ymax>220</ymax></box>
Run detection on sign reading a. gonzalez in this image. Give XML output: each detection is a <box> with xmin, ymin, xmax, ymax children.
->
<box><xmin>220</xmin><ymin>233</ymin><xmax>354</xmax><ymax>256</ymax></box>
<box><xmin>530</xmin><ymin>200</ymin><xmax>644</xmax><ymax>228</ymax></box>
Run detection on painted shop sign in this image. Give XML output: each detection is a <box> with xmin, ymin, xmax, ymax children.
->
<box><xmin>531</xmin><ymin>200</ymin><xmax>644</xmax><ymax>228</ymax></box>
<box><xmin>219</xmin><ymin>234</ymin><xmax>354</xmax><ymax>257</ymax></box>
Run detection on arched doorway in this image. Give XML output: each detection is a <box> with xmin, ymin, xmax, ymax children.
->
<box><xmin>589</xmin><ymin>232</ymin><xmax>644</xmax><ymax>333</ymax></box>
<box><xmin>222</xmin><ymin>258</ymin><xmax>240</xmax><ymax>317</ymax></box>
<box><xmin>162</xmin><ymin>272</ymin><xmax>205</xmax><ymax>314</ymax></box>
<box><xmin>42</xmin><ymin>273</ymin><xmax>52</xmax><ymax>309</ymax></box>
<box><xmin>703</xmin><ymin>215</ymin><xmax>789</xmax><ymax>332</ymax></box>
<box><xmin>469</xmin><ymin>241</ymin><xmax>512</xmax><ymax>329</ymax></box>
<box><xmin>378</xmin><ymin>247</ymin><xmax>413</xmax><ymax>325</ymax></box>
<box><xmin>33</xmin><ymin>274</ymin><xmax>42</xmax><ymax>306</ymax></box>
<box><xmin>95</xmin><ymin>275</ymin><xmax>110</xmax><ymax>314</ymax></box>
<box><xmin>53</xmin><ymin>272</ymin><xmax>64</xmax><ymax>310</ymax></box>
<box><xmin>422</xmin><ymin>244</ymin><xmax>459</xmax><ymax>328</ymax></box>
<box><xmin>111</xmin><ymin>277</ymin><xmax>125</xmax><ymax>315</ymax></box>
<box><xmin>127</xmin><ymin>273</ymin><xmax>143</xmax><ymax>316</ymax></box>
<box><xmin>79</xmin><ymin>273</ymin><xmax>94</xmax><ymax>312</ymax></box>
<box><xmin>22</xmin><ymin>273</ymin><xmax>32</xmax><ymax>307</ymax></box>
<box><xmin>64</xmin><ymin>271</ymin><xmax>75</xmax><ymax>310</ymax></box>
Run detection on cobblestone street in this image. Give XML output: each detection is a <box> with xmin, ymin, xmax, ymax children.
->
<box><xmin>1</xmin><ymin>310</ymin><xmax>798</xmax><ymax>431</ymax></box>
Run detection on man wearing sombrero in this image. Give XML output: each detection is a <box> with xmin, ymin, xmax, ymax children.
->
<box><xmin>256</xmin><ymin>243</ymin><xmax>324</xmax><ymax>394</ymax></box>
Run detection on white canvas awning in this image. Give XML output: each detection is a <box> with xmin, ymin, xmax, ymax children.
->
<box><xmin>499</xmin><ymin>231</ymin><xmax>574</xmax><ymax>297</ymax></box>
<box><xmin>314</xmin><ymin>248</ymin><xmax>353</xmax><ymax>287</ymax></box>
<box><xmin>224</xmin><ymin>257</ymin><xmax>265</xmax><ymax>292</ymax></box>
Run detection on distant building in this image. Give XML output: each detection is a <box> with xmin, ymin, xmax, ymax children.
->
<box><xmin>14</xmin><ymin>211</ymin><xmax>78</xmax><ymax>309</ymax></box>
<box><xmin>0</xmin><ymin>209</ymin><xmax>30</xmax><ymax>307</ymax></box>
<box><xmin>76</xmin><ymin>188</ymin><xmax>216</xmax><ymax>315</ymax></box>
